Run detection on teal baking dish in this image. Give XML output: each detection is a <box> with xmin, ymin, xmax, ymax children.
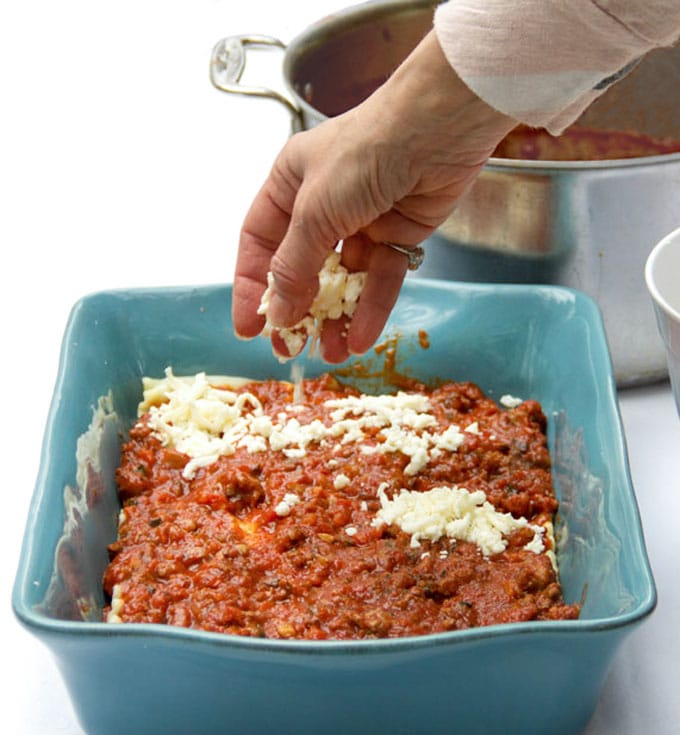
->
<box><xmin>13</xmin><ymin>280</ymin><xmax>656</xmax><ymax>735</ymax></box>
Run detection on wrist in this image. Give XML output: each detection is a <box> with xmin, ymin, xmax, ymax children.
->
<box><xmin>368</xmin><ymin>31</ymin><xmax>515</xmax><ymax>166</ymax></box>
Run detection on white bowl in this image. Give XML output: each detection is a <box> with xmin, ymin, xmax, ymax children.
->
<box><xmin>645</xmin><ymin>225</ymin><xmax>680</xmax><ymax>417</ymax></box>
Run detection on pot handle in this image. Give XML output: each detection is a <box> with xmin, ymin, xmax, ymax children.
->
<box><xmin>209</xmin><ymin>35</ymin><xmax>304</xmax><ymax>132</ymax></box>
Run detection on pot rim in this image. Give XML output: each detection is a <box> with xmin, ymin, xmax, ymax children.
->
<box><xmin>290</xmin><ymin>81</ymin><xmax>680</xmax><ymax>169</ymax></box>
<box><xmin>485</xmin><ymin>151</ymin><xmax>680</xmax><ymax>170</ymax></box>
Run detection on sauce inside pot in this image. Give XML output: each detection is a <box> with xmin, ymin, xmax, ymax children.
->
<box><xmin>493</xmin><ymin>124</ymin><xmax>680</xmax><ymax>161</ymax></box>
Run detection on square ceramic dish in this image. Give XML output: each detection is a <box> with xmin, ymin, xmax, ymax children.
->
<box><xmin>13</xmin><ymin>281</ymin><xmax>656</xmax><ymax>735</ymax></box>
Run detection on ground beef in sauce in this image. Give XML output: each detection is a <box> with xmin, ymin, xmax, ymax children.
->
<box><xmin>103</xmin><ymin>374</ymin><xmax>579</xmax><ymax>639</ymax></box>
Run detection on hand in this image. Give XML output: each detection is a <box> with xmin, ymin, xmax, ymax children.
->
<box><xmin>232</xmin><ymin>31</ymin><xmax>515</xmax><ymax>363</ymax></box>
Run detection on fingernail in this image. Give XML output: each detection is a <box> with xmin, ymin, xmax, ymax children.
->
<box><xmin>348</xmin><ymin>346</ymin><xmax>368</xmax><ymax>357</ymax></box>
<box><xmin>232</xmin><ymin>329</ymin><xmax>254</xmax><ymax>341</ymax></box>
<box><xmin>268</xmin><ymin>296</ymin><xmax>298</xmax><ymax>329</ymax></box>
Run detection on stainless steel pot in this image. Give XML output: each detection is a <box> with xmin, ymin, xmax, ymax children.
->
<box><xmin>211</xmin><ymin>0</ymin><xmax>680</xmax><ymax>386</ymax></box>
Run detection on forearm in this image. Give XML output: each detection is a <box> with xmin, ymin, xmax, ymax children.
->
<box><xmin>434</xmin><ymin>0</ymin><xmax>680</xmax><ymax>133</ymax></box>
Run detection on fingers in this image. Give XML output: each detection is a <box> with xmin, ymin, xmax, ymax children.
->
<box><xmin>233</xmin><ymin>167</ymin><xmax>298</xmax><ymax>339</ymax></box>
<box><xmin>341</xmin><ymin>233</ymin><xmax>410</xmax><ymax>356</ymax></box>
<box><xmin>235</xmin><ymin>129</ymin><xmax>348</xmax><ymax>336</ymax></box>
<box><xmin>266</xmin><ymin>234</ymin><xmax>410</xmax><ymax>364</ymax></box>
<box><xmin>264</xmin><ymin>202</ymin><xmax>338</xmax><ymax>329</ymax></box>
<box><xmin>270</xmin><ymin>328</ymin><xmax>308</xmax><ymax>362</ymax></box>
<box><xmin>233</xmin><ymin>137</ymin><xmax>428</xmax><ymax>362</ymax></box>
<box><xmin>318</xmin><ymin>316</ymin><xmax>352</xmax><ymax>364</ymax></box>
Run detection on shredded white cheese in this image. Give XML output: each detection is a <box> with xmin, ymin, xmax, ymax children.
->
<box><xmin>144</xmin><ymin>368</ymin><xmax>267</xmax><ymax>479</ymax></box>
<box><xmin>334</xmin><ymin>473</ymin><xmax>351</xmax><ymax>490</ymax></box>
<box><xmin>257</xmin><ymin>250</ymin><xmax>367</xmax><ymax>360</ymax></box>
<box><xmin>372</xmin><ymin>483</ymin><xmax>544</xmax><ymax>556</ymax></box>
<box><xmin>500</xmin><ymin>394</ymin><xmax>523</xmax><ymax>408</ymax></box>
<box><xmin>143</xmin><ymin>369</ymin><xmax>469</xmax><ymax>479</ymax></box>
<box><xmin>326</xmin><ymin>392</ymin><xmax>464</xmax><ymax>475</ymax></box>
<box><xmin>274</xmin><ymin>493</ymin><xmax>301</xmax><ymax>517</ymax></box>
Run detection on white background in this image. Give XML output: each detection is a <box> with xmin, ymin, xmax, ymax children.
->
<box><xmin>2</xmin><ymin>2</ymin><xmax>679</xmax><ymax>733</ymax></box>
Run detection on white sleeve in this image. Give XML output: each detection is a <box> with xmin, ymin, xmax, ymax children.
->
<box><xmin>434</xmin><ymin>0</ymin><xmax>680</xmax><ymax>133</ymax></box>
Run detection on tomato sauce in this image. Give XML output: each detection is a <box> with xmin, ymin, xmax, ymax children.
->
<box><xmin>103</xmin><ymin>374</ymin><xmax>579</xmax><ymax>639</ymax></box>
<box><xmin>493</xmin><ymin>124</ymin><xmax>680</xmax><ymax>161</ymax></box>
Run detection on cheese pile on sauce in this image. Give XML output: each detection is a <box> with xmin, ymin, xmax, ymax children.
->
<box><xmin>373</xmin><ymin>483</ymin><xmax>545</xmax><ymax>556</ymax></box>
<box><xmin>257</xmin><ymin>250</ymin><xmax>367</xmax><ymax>359</ymax></box>
<box><xmin>142</xmin><ymin>369</ymin><xmax>544</xmax><ymax>558</ymax></box>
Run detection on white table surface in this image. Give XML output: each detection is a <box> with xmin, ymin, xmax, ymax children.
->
<box><xmin>2</xmin><ymin>2</ymin><xmax>679</xmax><ymax>733</ymax></box>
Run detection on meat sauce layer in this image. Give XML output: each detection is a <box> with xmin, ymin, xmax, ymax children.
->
<box><xmin>103</xmin><ymin>374</ymin><xmax>579</xmax><ymax>639</ymax></box>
